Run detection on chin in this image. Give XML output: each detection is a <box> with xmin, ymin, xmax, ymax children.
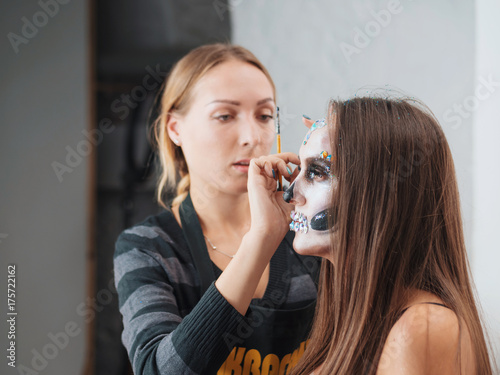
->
<box><xmin>292</xmin><ymin>231</ymin><xmax>330</xmax><ymax>259</ymax></box>
<box><xmin>217</xmin><ymin>179</ymin><xmax>248</xmax><ymax>196</ymax></box>
<box><xmin>231</xmin><ymin>182</ymin><xmax>249</xmax><ymax>195</ymax></box>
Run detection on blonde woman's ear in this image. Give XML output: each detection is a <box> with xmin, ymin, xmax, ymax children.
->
<box><xmin>166</xmin><ymin>114</ymin><xmax>182</xmax><ymax>146</ymax></box>
<box><xmin>302</xmin><ymin>115</ymin><xmax>314</xmax><ymax>129</ymax></box>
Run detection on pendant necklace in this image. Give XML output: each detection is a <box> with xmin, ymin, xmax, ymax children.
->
<box><xmin>204</xmin><ymin>236</ymin><xmax>235</xmax><ymax>259</ymax></box>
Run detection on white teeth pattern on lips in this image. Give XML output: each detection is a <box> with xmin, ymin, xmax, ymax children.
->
<box><xmin>289</xmin><ymin>210</ymin><xmax>309</xmax><ymax>233</ymax></box>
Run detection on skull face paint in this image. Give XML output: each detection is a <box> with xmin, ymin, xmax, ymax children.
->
<box><xmin>287</xmin><ymin>122</ymin><xmax>336</xmax><ymax>259</ymax></box>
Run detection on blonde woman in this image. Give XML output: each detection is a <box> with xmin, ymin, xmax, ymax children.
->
<box><xmin>114</xmin><ymin>44</ymin><xmax>319</xmax><ymax>374</ymax></box>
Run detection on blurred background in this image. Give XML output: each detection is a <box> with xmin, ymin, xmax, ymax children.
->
<box><xmin>0</xmin><ymin>0</ymin><xmax>499</xmax><ymax>374</ymax></box>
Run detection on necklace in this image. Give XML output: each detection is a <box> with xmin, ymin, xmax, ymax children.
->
<box><xmin>204</xmin><ymin>236</ymin><xmax>235</xmax><ymax>259</ymax></box>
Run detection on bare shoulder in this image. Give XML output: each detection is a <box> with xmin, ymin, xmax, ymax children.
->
<box><xmin>377</xmin><ymin>304</ymin><xmax>473</xmax><ymax>375</ymax></box>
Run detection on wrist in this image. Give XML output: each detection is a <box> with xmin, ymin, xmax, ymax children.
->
<box><xmin>243</xmin><ymin>226</ymin><xmax>285</xmax><ymax>255</ymax></box>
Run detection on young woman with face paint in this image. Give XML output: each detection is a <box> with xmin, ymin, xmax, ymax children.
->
<box><xmin>252</xmin><ymin>97</ymin><xmax>493</xmax><ymax>374</ymax></box>
<box><xmin>113</xmin><ymin>44</ymin><xmax>319</xmax><ymax>375</ymax></box>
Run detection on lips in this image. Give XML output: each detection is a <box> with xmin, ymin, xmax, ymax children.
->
<box><xmin>232</xmin><ymin>159</ymin><xmax>251</xmax><ymax>173</ymax></box>
<box><xmin>233</xmin><ymin>159</ymin><xmax>250</xmax><ymax>166</ymax></box>
<box><xmin>289</xmin><ymin>210</ymin><xmax>309</xmax><ymax>233</ymax></box>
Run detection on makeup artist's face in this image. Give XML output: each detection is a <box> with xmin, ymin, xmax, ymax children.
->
<box><xmin>289</xmin><ymin>125</ymin><xmax>336</xmax><ymax>260</ymax></box>
<box><xmin>174</xmin><ymin>60</ymin><xmax>275</xmax><ymax>196</ymax></box>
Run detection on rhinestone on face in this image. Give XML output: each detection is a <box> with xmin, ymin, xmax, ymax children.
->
<box><xmin>303</xmin><ymin>118</ymin><xmax>327</xmax><ymax>145</ymax></box>
<box><xmin>289</xmin><ymin>210</ymin><xmax>311</xmax><ymax>233</ymax></box>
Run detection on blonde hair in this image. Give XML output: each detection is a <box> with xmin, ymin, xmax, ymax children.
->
<box><xmin>152</xmin><ymin>43</ymin><xmax>276</xmax><ymax>208</ymax></box>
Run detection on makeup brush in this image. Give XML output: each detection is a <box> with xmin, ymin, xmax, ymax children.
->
<box><xmin>276</xmin><ymin>107</ymin><xmax>283</xmax><ymax>191</ymax></box>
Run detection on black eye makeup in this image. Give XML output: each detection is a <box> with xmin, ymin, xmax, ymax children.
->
<box><xmin>304</xmin><ymin>158</ymin><xmax>333</xmax><ymax>183</ymax></box>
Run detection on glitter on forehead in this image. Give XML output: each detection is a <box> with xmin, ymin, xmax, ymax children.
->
<box><xmin>303</xmin><ymin>118</ymin><xmax>327</xmax><ymax>145</ymax></box>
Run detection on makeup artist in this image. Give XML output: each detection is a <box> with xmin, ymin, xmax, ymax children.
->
<box><xmin>114</xmin><ymin>44</ymin><xmax>319</xmax><ymax>375</ymax></box>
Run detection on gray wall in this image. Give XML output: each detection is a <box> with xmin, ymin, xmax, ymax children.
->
<box><xmin>0</xmin><ymin>1</ymin><xmax>89</xmax><ymax>374</ymax></box>
<box><xmin>232</xmin><ymin>0</ymin><xmax>499</xmax><ymax>364</ymax></box>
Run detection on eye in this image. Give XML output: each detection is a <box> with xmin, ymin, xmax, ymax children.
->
<box><xmin>305</xmin><ymin>163</ymin><xmax>331</xmax><ymax>182</ymax></box>
<box><xmin>213</xmin><ymin>114</ymin><xmax>233</xmax><ymax>122</ymax></box>
<box><xmin>257</xmin><ymin>114</ymin><xmax>274</xmax><ymax>122</ymax></box>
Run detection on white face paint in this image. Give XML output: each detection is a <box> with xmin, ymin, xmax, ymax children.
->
<box><xmin>288</xmin><ymin>123</ymin><xmax>336</xmax><ymax>260</ymax></box>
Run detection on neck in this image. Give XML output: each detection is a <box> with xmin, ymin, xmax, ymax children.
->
<box><xmin>189</xmin><ymin>185</ymin><xmax>251</xmax><ymax>239</ymax></box>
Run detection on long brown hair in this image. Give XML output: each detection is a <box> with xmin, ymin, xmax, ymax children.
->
<box><xmin>292</xmin><ymin>97</ymin><xmax>492</xmax><ymax>374</ymax></box>
<box><xmin>152</xmin><ymin>43</ymin><xmax>275</xmax><ymax>207</ymax></box>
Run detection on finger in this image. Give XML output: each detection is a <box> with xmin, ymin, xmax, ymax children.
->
<box><xmin>248</xmin><ymin>159</ymin><xmax>277</xmax><ymax>195</ymax></box>
<box><xmin>255</xmin><ymin>153</ymin><xmax>300</xmax><ymax>169</ymax></box>
<box><xmin>263</xmin><ymin>161</ymin><xmax>275</xmax><ymax>180</ymax></box>
<box><xmin>275</xmin><ymin>160</ymin><xmax>293</xmax><ymax>179</ymax></box>
<box><xmin>273</xmin><ymin>152</ymin><xmax>300</xmax><ymax>166</ymax></box>
<box><xmin>249</xmin><ymin>158</ymin><xmax>271</xmax><ymax>184</ymax></box>
<box><xmin>252</xmin><ymin>157</ymin><xmax>274</xmax><ymax>178</ymax></box>
<box><xmin>274</xmin><ymin>190</ymin><xmax>294</xmax><ymax>216</ymax></box>
<box><xmin>252</xmin><ymin>154</ymin><xmax>300</xmax><ymax>185</ymax></box>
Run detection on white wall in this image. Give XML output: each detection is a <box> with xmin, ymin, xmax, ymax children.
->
<box><xmin>474</xmin><ymin>0</ymin><xmax>500</xmax><ymax>363</ymax></box>
<box><xmin>232</xmin><ymin>0</ymin><xmax>499</xmax><ymax>365</ymax></box>
<box><xmin>0</xmin><ymin>1</ymin><xmax>89</xmax><ymax>374</ymax></box>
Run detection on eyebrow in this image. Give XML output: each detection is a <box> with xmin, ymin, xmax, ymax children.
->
<box><xmin>207</xmin><ymin>99</ymin><xmax>240</xmax><ymax>106</ymax></box>
<box><xmin>206</xmin><ymin>97</ymin><xmax>274</xmax><ymax>106</ymax></box>
<box><xmin>257</xmin><ymin>97</ymin><xmax>274</xmax><ymax>106</ymax></box>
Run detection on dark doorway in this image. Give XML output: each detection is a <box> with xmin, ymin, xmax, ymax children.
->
<box><xmin>91</xmin><ymin>2</ymin><xmax>231</xmax><ymax>373</ymax></box>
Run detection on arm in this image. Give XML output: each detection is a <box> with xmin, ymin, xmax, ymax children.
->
<box><xmin>115</xmin><ymin>153</ymin><xmax>299</xmax><ymax>373</ymax></box>
<box><xmin>215</xmin><ymin>152</ymin><xmax>300</xmax><ymax>315</ymax></box>
<box><xmin>114</xmin><ymin>235</ymin><xmax>244</xmax><ymax>374</ymax></box>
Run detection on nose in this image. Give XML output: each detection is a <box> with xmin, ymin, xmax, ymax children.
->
<box><xmin>286</xmin><ymin>180</ymin><xmax>305</xmax><ymax>206</ymax></box>
<box><xmin>239</xmin><ymin>117</ymin><xmax>264</xmax><ymax>148</ymax></box>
